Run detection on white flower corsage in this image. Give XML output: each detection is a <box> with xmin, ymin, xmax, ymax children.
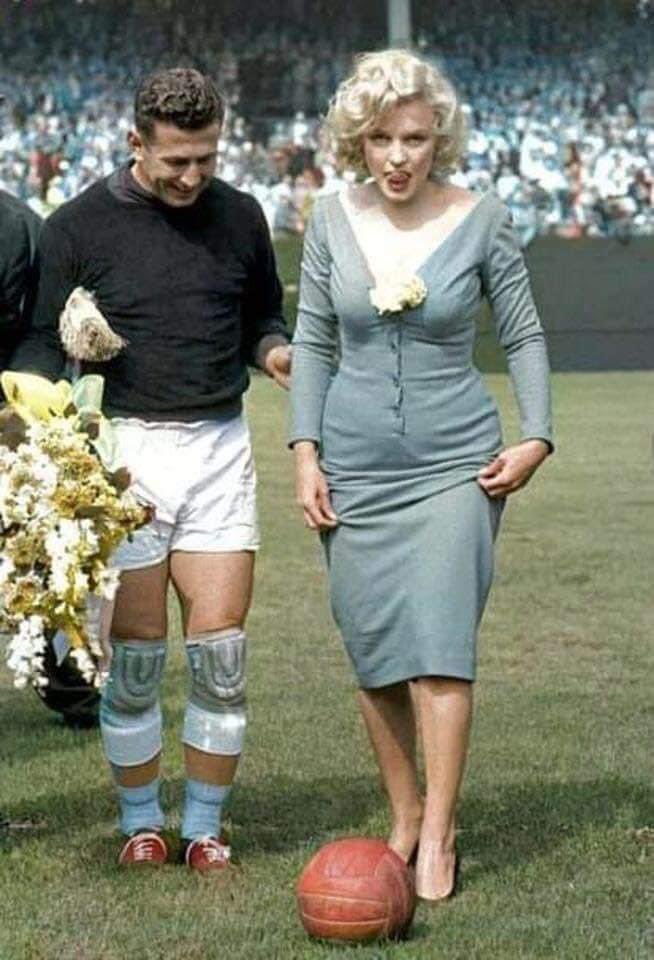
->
<box><xmin>59</xmin><ymin>287</ymin><xmax>126</xmax><ymax>362</ymax></box>
<box><xmin>369</xmin><ymin>274</ymin><xmax>427</xmax><ymax>316</ymax></box>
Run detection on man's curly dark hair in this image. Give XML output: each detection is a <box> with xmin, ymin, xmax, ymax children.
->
<box><xmin>134</xmin><ymin>67</ymin><xmax>225</xmax><ymax>139</ymax></box>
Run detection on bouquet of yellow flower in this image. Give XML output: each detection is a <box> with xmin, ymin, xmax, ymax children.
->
<box><xmin>0</xmin><ymin>371</ymin><xmax>149</xmax><ymax>691</ymax></box>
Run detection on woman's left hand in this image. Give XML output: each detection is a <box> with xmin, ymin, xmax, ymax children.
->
<box><xmin>477</xmin><ymin>439</ymin><xmax>551</xmax><ymax>498</ymax></box>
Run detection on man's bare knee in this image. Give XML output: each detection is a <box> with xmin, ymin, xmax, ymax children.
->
<box><xmin>170</xmin><ymin>550</ymin><xmax>253</xmax><ymax>636</ymax></box>
<box><xmin>111</xmin><ymin>622</ymin><xmax>167</xmax><ymax>642</ymax></box>
<box><xmin>111</xmin><ymin>561</ymin><xmax>169</xmax><ymax>641</ymax></box>
<box><xmin>175</xmin><ymin>593</ymin><xmax>250</xmax><ymax>637</ymax></box>
<box><xmin>187</xmin><ymin>609</ymin><xmax>245</xmax><ymax>636</ymax></box>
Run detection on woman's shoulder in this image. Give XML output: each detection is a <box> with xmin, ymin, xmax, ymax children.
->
<box><xmin>441</xmin><ymin>183</ymin><xmax>479</xmax><ymax>211</ymax></box>
<box><xmin>304</xmin><ymin>190</ymin><xmax>347</xmax><ymax>252</ymax></box>
<box><xmin>441</xmin><ymin>183</ymin><xmax>505</xmax><ymax>220</ymax></box>
<box><xmin>309</xmin><ymin>182</ymin><xmax>374</xmax><ymax>229</ymax></box>
<box><xmin>307</xmin><ymin>190</ymin><xmax>337</xmax><ymax>232</ymax></box>
<box><xmin>447</xmin><ymin>187</ymin><xmax>515</xmax><ymax>242</ymax></box>
<box><xmin>309</xmin><ymin>184</ymin><xmax>369</xmax><ymax>232</ymax></box>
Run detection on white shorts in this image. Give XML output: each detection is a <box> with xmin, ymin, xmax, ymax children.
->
<box><xmin>111</xmin><ymin>414</ymin><xmax>260</xmax><ymax>571</ymax></box>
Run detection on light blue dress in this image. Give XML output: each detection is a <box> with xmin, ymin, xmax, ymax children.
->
<box><xmin>290</xmin><ymin>191</ymin><xmax>552</xmax><ymax>687</ymax></box>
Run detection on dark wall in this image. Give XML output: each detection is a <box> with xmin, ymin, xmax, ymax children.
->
<box><xmin>475</xmin><ymin>236</ymin><xmax>654</xmax><ymax>372</ymax></box>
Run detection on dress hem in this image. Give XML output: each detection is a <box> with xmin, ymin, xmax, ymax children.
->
<box><xmin>348</xmin><ymin>645</ymin><xmax>478</xmax><ymax>690</ymax></box>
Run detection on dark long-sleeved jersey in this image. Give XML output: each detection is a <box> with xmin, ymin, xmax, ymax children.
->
<box><xmin>10</xmin><ymin>167</ymin><xmax>288</xmax><ymax>420</ymax></box>
<box><xmin>0</xmin><ymin>190</ymin><xmax>42</xmax><ymax>368</ymax></box>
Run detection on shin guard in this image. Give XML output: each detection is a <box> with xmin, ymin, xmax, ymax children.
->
<box><xmin>100</xmin><ymin>639</ymin><xmax>167</xmax><ymax>767</ymax></box>
<box><xmin>183</xmin><ymin>628</ymin><xmax>246</xmax><ymax>757</ymax></box>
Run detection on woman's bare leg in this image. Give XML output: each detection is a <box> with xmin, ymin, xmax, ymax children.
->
<box><xmin>414</xmin><ymin>676</ymin><xmax>472</xmax><ymax>899</ymax></box>
<box><xmin>357</xmin><ymin>682</ymin><xmax>423</xmax><ymax>861</ymax></box>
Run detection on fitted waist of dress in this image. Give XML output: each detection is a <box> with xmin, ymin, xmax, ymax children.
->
<box><xmin>337</xmin><ymin>360</ymin><xmax>472</xmax><ymax>382</ymax></box>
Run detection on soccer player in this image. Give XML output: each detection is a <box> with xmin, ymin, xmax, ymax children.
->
<box><xmin>0</xmin><ymin>188</ymin><xmax>41</xmax><ymax>368</ymax></box>
<box><xmin>11</xmin><ymin>68</ymin><xmax>291</xmax><ymax>872</ymax></box>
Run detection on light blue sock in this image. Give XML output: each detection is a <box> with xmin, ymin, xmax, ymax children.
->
<box><xmin>181</xmin><ymin>778</ymin><xmax>231</xmax><ymax>841</ymax></box>
<box><xmin>114</xmin><ymin>775</ymin><xmax>165</xmax><ymax>837</ymax></box>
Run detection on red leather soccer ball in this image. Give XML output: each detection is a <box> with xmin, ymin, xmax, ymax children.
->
<box><xmin>296</xmin><ymin>837</ymin><xmax>416</xmax><ymax>942</ymax></box>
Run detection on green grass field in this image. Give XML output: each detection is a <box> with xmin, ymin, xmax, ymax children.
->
<box><xmin>1</xmin><ymin>369</ymin><xmax>652</xmax><ymax>960</ymax></box>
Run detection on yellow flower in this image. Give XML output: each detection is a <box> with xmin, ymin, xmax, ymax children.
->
<box><xmin>5</xmin><ymin>531</ymin><xmax>46</xmax><ymax>570</ymax></box>
<box><xmin>4</xmin><ymin>575</ymin><xmax>41</xmax><ymax>615</ymax></box>
<box><xmin>1</xmin><ymin>372</ymin><xmax>72</xmax><ymax>423</ymax></box>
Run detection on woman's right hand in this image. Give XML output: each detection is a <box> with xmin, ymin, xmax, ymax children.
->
<box><xmin>293</xmin><ymin>441</ymin><xmax>338</xmax><ymax>531</ymax></box>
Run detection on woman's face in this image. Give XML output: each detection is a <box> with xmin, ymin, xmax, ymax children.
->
<box><xmin>362</xmin><ymin>97</ymin><xmax>437</xmax><ymax>205</ymax></box>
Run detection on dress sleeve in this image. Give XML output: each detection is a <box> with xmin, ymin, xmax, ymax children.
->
<box><xmin>289</xmin><ymin>198</ymin><xmax>339</xmax><ymax>448</ymax></box>
<box><xmin>482</xmin><ymin>207</ymin><xmax>553</xmax><ymax>449</ymax></box>
<box><xmin>8</xmin><ymin>215</ymin><xmax>73</xmax><ymax>380</ymax></box>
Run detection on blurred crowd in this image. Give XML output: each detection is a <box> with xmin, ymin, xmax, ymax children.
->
<box><xmin>0</xmin><ymin>0</ymin><xmax>652</xmax><ymax>243</ymax></box>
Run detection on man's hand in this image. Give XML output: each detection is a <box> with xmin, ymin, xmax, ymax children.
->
<box><xmin>263</xmin><ymin>344</ymin><xmax>292</xmax><ymax>390</ymax></box>
<box><xmin>477</xmin><ymin>439</ymin><xmax>550</xmax><ymax>498</ymax></box>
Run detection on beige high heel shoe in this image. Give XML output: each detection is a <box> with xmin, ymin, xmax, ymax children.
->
<box><xmin>415</xmin><ymin>846</ymin><xmax>460</xmax><ymax>902</ymax></box>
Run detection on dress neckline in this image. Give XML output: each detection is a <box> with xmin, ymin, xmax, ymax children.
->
<box><xmin>334</xmin><ymin>190</ymin><xmax>489</xmax><ymax>286</ymax></box>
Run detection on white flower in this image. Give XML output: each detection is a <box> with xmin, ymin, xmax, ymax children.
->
<box><xmin>29</xmin><ymin>454</ymin><xmax>59</xmax><ymax>493</ymax></box>
<box><xmin>49</xmin><ymin>561</ymin><xmax>71</xmax><ymax>597</ymax></box>
<box><xmin>70</xmin><ymin>646</ymin><xmax>100</xmax><ymax>686</ymax></box>
<box><xmin>0</xmin><ymin>556</ymin><xmax>15</xmax><ymax>586</ymax></box>
<box><xmin>93</xmin><ymin>565</ymin><xmax>121</xmax><ymax>601</ymax></box>
<box><xmin>6</xmin><ymin>615</ymin><xmax>47</xmax><ymax>689</ymax></box>
<box><xmin>73</xmin><ymin>569</ymin><xmax>89</xmax><ymax>596</ymax></box>
<box><xmin>370</xmin><ymin>274</ymin><xmax>428</xmax><ymax>316</ymax></box>
<box><xmin>78</xmin><ymin>519</ymin><xmax>100</xmax><ymax>555</ymax></box>
<box><xmin>45</xmin><ymin>518</ymin><xmax>81</xmax><ymax>557</ymax></box>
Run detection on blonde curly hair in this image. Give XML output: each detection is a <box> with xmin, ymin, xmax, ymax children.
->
<box><xmin>325</xmin><ymin>49</ymin><xmax>466</xmax><ymax>179</ymax></box>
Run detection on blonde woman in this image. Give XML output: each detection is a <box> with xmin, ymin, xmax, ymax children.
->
<box><xmin>289</xmin><ymin>50</ymin><xmax>552</xmax><ymax>901</ymax></box>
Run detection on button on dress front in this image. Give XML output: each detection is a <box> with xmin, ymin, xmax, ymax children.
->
<box><xmin>290</xmin><ymin>191</ymin><xmax>552</xmax><ymax>688</ymax></box>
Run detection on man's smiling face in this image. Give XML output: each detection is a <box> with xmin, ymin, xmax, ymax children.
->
<box><xmin>129</xmin><ymin>120</ymin><xmax>221</xmax><ymax>207</ymax></box>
